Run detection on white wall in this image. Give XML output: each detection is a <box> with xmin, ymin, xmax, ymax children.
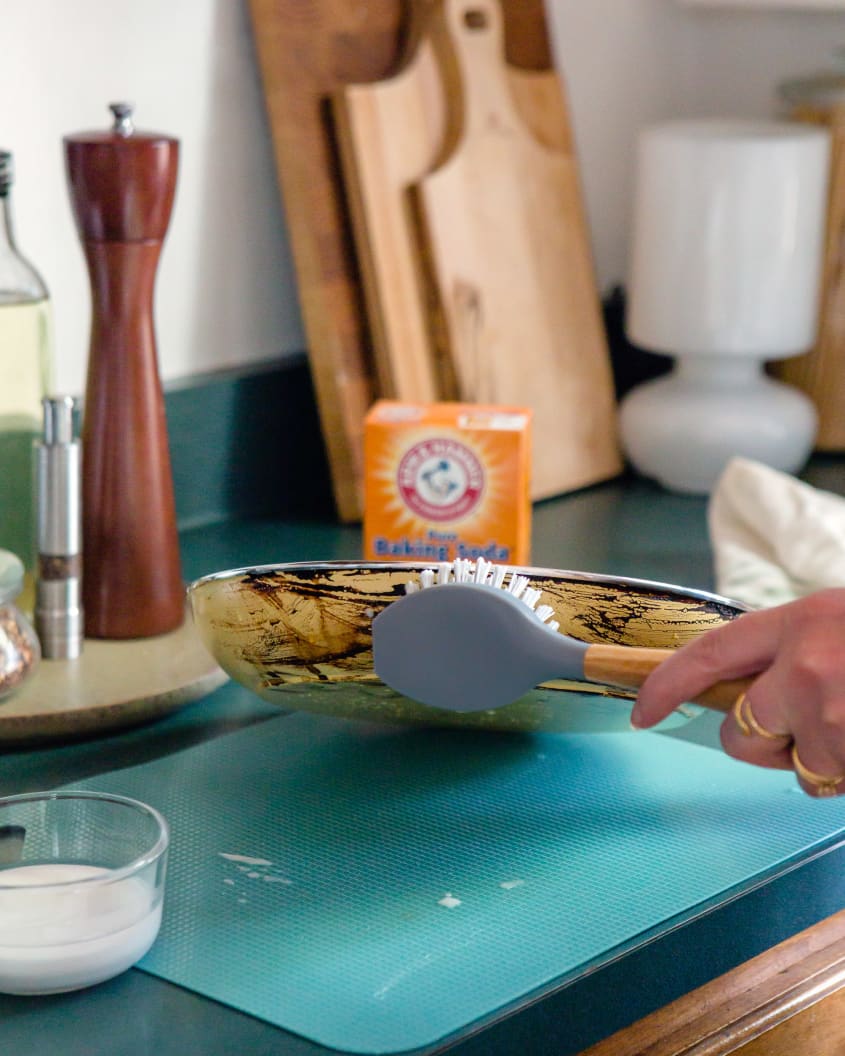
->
<box><xmin>4</xmin><ymin>0</ymin><xmax>845</xmax><ymax>395</ymax></box>
<box><xmin>0</xmin><ymin>0</ymin><xmax>304</xmax><ymax>395</ymax></box>
<box><xmin>547</xmin><ymin>0</ymin><xmax>845</xmax><ymax>291</ymax></box>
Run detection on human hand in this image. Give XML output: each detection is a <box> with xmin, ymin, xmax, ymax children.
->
<box><xmin>631</xmin><ymin>588</ymin><xmax>845</xmax><ymax>797</ymax></box>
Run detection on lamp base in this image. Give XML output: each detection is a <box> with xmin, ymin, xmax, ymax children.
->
<box><xmin>619</xmin><ymin>356</ymin><xmax>818</xmax><ymax>494</ymax></box>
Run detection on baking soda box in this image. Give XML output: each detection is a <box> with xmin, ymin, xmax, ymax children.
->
<box><xmin>363</xmin><ymin>401</ymin><xmax>532</xmax><ymax>565</ymax></box>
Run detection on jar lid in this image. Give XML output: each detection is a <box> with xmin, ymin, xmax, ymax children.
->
<box><xmin>0</xmin><ymin>550</ymin><xmax>24</xmax><ymax>605</ymax></box>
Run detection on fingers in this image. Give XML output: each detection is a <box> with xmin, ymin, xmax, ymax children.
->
<box><xmin>791</xmin><ymin>744</ymin><xmax>845</xmax><ymax>798</ymax></box>
<box><xmin>630</xmin><ymin>589</ymin><xmax>845</xmax><ymax>798</ymax></box>
<box><xmin>631</xmin><ymin>605</ymin><xmax>785</xmax><ymax>730</ymax></box>
<box><xmin>749</xmin><ymin>597</ymin><xmax>845</xmax><ymax>794</ymax></box>
<box><xmin>720</xmin><ymin>688</ymin><xmax>845</xmax><ymax>796</ymax></box>
<box><xmin>720</xmin><ymin>686</ymin><xmax>792</xmax><ymax>771</ymax></box>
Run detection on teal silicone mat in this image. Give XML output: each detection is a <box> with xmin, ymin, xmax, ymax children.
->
<box><xmin>70</xmin><ymin>712</ymin><xmax>845</xmax><ymax>1054</ymax></box>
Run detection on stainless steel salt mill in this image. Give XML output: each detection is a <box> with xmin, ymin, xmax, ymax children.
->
<box><xmin>35</xmin><ymin>395</ymin><xmax>83</xmax><ymax>659</ymax></box>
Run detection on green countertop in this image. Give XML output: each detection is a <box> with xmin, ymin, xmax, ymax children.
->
<box><xmin>2</xmin><ymin>465</ymin><xmax>845</xmax><ymax>1056</ymax></box>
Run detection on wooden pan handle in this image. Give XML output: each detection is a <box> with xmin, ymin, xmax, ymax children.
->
<box><xmin>583</xmin><ymin>643</ymin><xmax>753</xmax><ymax>714</ymax></box>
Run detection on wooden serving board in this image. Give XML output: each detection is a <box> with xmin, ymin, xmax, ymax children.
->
<box><xmin>0</xmin><ymin>605</ymin><xmax>227</xmax><ymax>745</ymax></box>
<box><xmin>248</xmin><ymin>0</ymin><xmax>559</xmax><ymax>519</ymax></box>
<box><xmin>413</xmin><ymin>0</ymin><xmax>622</xmax><ymax>500</ymax></box>
<box><xmin>333</xmin><ymin>0</ymin><xmax>573</xmax><ymax>406</ymax></box>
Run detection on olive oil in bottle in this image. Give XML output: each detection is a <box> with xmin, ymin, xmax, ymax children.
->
<box><xmin>0</xmin><ymin>151</ymin><xmax>53</xmax><ymax>611</ymax></box>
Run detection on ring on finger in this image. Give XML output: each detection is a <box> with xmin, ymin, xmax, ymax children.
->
<box><xmin>792</xmin><ymin>746</ymin><xmax>845</xmax><ymax>798</ymax></box>
<box><xmin>732</xmin><ymin>691</ymin><xmax>791</xmax><ymax>741</ymax></box>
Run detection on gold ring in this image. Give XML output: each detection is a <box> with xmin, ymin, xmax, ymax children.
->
<box><xmin>792</xmin><ymin>746</ymin><xmax>845</xmax><ymax>798</ymax></box>
<box><xmin>732</xmin><ymin>691</ymin><xmax>790</xmax><ymax>741</ymax></box>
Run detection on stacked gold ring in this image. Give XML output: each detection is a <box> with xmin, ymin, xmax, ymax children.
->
<box><xmin>732</xmin><ymin>693</ymin><xmax>844</xmax><ymax>796</ymax></box>
<box><xmin>732</xmin><ymin>691</ymin><xmax>790</xmax><ymax>741</ymax></box>
<box><xmin>792</xmin><ymin>747</ymin><xmax>845</xmax><ymax>798</ymax></box>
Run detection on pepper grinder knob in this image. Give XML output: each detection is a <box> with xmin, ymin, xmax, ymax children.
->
<box><xmin>109</xmin><ymin>101</ymin><xmax>135</xmax><ymax>137</ymax></box>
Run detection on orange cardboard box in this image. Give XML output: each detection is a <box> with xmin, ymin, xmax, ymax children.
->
<box><xmin>364</xmin><ymin>401</ymin><xmax>532</xmax><ymax>565</ymax></box>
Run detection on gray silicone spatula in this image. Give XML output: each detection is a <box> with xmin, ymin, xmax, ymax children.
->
<box><xmin>373</xmin><ymin>579</ymin><xmax>750</xmax><ymax>714</ymax></box>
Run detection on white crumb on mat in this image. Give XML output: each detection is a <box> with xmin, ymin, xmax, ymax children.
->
<box><xmin>438</xmin><ymin>893</ymin><xmax>462</xmax><ymax>909</ymax></box>
<box><xmin>219</xmin><ymin>853</ymin><xmax>273</xmax><ymax>866</ymax></box>
<box><xmin>237</xmin><ymin>897</ymin><xmax>248</xmax><ymax>904</ymax></box>
<box><xmin>499</xmin><ymin>879</ymin><xmax>524</xmax><ymax>890</ymax></box>
<box><xmin>246</xmin><ymin>871</ymin><xmax>262</xmax><ymax>879</ymax></box>
<box><xmin>223</xmin><ymin>878</ymin><xmax>235</xmax><ymax>886</ymax></box>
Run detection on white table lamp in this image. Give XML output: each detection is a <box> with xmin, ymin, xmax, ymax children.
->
<box><xmin>621</xmin><ymin>118</ymin><xmax>830</xmax><ymax>494</ymax></box>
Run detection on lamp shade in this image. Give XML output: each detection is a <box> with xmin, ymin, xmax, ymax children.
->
<box><xmin>627</xmin><ymin>118</ymin><xmax>830</xmax><ymax>359</ymax></box>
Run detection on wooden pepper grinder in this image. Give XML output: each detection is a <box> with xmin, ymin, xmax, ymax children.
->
<box><xmin>64</xmin><ymin>102</ymin><xmax>184</xmax><ymax>639</ymax></box>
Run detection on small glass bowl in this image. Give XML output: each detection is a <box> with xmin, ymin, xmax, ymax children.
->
<box><xmin>0</xmin><ymin>549</ymin><xmax>40</xmax><ymax>700</ymax></box>
<box><xmin>0</xmin><ymin>791</ymin><xmax>169</xmax><ymax>995</ymax></box>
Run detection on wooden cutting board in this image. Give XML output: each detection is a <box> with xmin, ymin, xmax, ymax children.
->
<box><xmin>413</xmin><ymin>0</ymin><xmax>622</xmax><ymax>500</ymax></box>
<box><xmin>247</xmin><ymin>1</ymin><xmax>406</xmax><ymax>521</ymax></box>
<box><xmin>332</xmin><ymin>0</ymin><xmax>573</xmax><ymax>406</ymax></box>
<box><xmin>774</xmin><ymin>102</ymin><xmax>845</xmax><ymax>450</ymax></box>
<box><xmin>247</xmin><ymin>0</ymin><xmax>558</xmax><ymax>519</ymax></box>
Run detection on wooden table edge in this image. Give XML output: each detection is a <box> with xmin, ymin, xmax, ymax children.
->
<box><xmin>578</xmin><ymin>906</ymin><xmax>845</xmax><ymax>1055</ymax></box>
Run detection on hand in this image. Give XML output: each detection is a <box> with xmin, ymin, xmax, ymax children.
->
<box><xmin>631</xmin><ymin>588</ymin><xmax>845</xmax><ymax>797</ymax></box>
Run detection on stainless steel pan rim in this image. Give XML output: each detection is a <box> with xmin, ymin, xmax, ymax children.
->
<box><xmin>190</xmin><ymin>558</ymin><xmax>747</xmax><ymax>613</ymax></box>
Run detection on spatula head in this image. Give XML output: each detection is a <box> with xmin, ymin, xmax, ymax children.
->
<box><xmin>373</xmin><ymin>582</ymin><xmax>584</xmax><ymax>713</ymax></box>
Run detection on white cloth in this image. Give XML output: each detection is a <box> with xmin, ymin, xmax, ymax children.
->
<box><xmin>708</xmin><ymin>456</ymin><xmax>845</xmax><ymax>610</ymax></box>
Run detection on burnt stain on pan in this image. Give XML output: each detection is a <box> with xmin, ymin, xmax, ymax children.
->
<box><xmin>201</xmin><ymin>564</ymin><xmax>745</xmax><ymax>692</ymax></box>
<box><xmin>189</xmin><ymin>562</ymin><xmax>748</xmax><ymax>728</ymax></box>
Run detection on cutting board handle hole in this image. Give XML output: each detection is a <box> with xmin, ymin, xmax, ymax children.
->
<box><xmin>463</xmin><ymin>8</ymin><xmax>489</xmax><ymax>30</ymax></box>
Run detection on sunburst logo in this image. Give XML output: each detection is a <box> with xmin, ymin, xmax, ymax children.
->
<box><xmin>397</xmin><ymin>438</ymin><xmax>484</xmax><ymax>522</ymax></box>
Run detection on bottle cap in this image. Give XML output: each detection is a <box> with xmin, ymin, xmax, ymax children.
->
<box><xmin>63</xmin><ymin>102</ymin><xmax>179</xmax><ymax>242</ymax></box>
<box><xmin>42</xmin><ymin>395</ymin><xmax>76</xmax><ymax>445</ymax></box>
<box><xmin>0</xmin><ymin>151</ymin><xmax>12</xmax><ymax>197</ymax></box>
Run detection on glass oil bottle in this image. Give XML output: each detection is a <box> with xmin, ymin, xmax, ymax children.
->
<box><xmin>0</xmin><ymin>151</ymin><xmax>53</xmax><ymax>611</ymax></box>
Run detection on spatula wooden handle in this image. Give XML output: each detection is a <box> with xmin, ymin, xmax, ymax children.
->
<box><xmin>583</xmin><ymin>644</ymin><xmax>753</xmax><ymax>713</ymax></box>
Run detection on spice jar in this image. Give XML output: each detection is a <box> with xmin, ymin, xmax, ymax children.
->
<box><xmin>0</xmin><ymin>549</ymin><xmax>40</xmax><ymax>700</ymax></box>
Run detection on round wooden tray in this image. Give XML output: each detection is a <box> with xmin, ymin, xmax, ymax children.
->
<box><xmin>0</xmin><ymin>608</ymin><xmax>227</xmax><ymax>745</ymax></box>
